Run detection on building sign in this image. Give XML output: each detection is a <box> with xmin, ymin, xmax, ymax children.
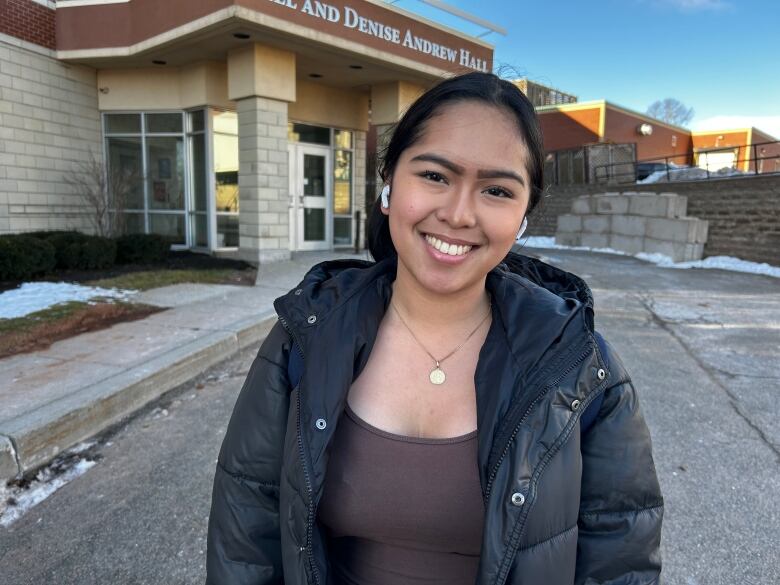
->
<box><xmin>269</xmin><ymin>0</ymin><xmax>489</xmax><ymax>71</ymax></box>
<box><xmin>56</xmin><ymin>0</ymin><xmax>493</xmax><ymax>74</ymax></box>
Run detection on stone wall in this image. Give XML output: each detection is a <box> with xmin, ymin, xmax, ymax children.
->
<box><xmin>528</xmin><ymin>176</ymin><xmax>780</xmax><ymax>265</ymax></box>
<box><xmin>556</xmin><ymin>192</ymin><xmax>708</xmax><ymax>262</ymax></box>
<box><xmin>0</xmin><ymin>39</ymin><xmax>101</xmax><ymax>234</ymax></box>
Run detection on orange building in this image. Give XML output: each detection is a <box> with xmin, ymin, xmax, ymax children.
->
<box><xmin>534</xmin><ymin>100</ymin><xmax>778</xmax><ymax>184</ymax></box>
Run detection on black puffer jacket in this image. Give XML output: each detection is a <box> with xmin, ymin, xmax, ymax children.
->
<box><xmin>206</xmin><ymin>253</ymin><xmax>663</xmax><ymax>585</ymax></box>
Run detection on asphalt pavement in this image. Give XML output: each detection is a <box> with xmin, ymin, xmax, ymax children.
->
<box><xmin>0</xmin><ymin>247</ymin><xmax>778</xmax><ymax>584</ymax></box>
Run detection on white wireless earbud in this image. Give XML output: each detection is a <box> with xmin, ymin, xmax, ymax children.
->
<box><xmin>516</xmin><ymin>217</ymin><xmax>528</xmax><ymax>240</ymax></box>
<box><xmin>380</xmin><ymin>184</ymin><xmax>390</xmax><ymax>208</ymax></box>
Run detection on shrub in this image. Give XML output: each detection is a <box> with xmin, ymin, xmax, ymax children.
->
<box><xmin>35</xmin><ymin>232</ymin><xmax>116</xmax><ymax>270</ymax></box>
<box><xmin>58</xmin><ymin>236</ymin><xmax>117</xmax><ymax>270</ymax></box>
<box><xmin>43</xmin><ymin>232</ymin><xmax>89</xmax><ymax>268</ymax></box>
<box><xmin>115</xmin><ymin>233</ymin><xmax>171</xmax><ymax>265</ymax></box>
<box><xmin>25</xmin><ymin>230</ymin><xmax>81</xmax><ymax>241</ymax></box>
<box><xmin>0</xmin><ymin>235</ymin><xmax>57</xmax><ymax>281</ymax></box>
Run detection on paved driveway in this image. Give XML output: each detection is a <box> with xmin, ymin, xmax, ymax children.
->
<box><xmin>0</xmin><ymin>248</ymin><xmax>777</xmax><ymax>584</ymax></box>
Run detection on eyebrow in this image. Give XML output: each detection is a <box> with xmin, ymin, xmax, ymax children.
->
<box><xmin>409</xmin><ymin>153</ymin><xmax>526</xmax><ymax>186</ymax></box>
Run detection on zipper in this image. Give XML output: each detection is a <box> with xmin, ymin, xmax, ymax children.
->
<box><xmin>491</xmin><ymin>366</ymin><xmax>611</xmax><ymax>585</ymax></box>
<box><xmin>483</xmin><ymin>343</ymin><xmax>593</xmax><ymax>505</ymax></box>
<box><xmin>279</xmin><ymin>314</ymin><xmax>322</xmax><ymax>585</ymax></box>
<box><xmin>484</xmin><ymin>336</ymin><xmax>609</xmax><ymax>585</ymax></box>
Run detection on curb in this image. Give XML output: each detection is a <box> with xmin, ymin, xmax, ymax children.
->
<box><xmin>0</xmin><ymin>310</ymin><xmax>277</xmax><ymax>483</ymax></box>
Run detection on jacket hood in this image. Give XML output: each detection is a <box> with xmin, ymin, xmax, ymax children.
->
<box><xmin>274</xmin><ymin>251</ymin><xmax>595</xmax><ymax>346</ymax></box>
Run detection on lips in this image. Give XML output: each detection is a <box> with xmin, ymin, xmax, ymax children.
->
<box><xmin>423</xmin><ymin>233</ymin><xmax>475</xmax><ymax>257</ymax></box>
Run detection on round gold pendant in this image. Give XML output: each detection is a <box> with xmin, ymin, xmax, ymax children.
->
<box><xmin>429</xmin><ymin>367</ymin><xmax>446</xmax><ymax>385</ymax></box>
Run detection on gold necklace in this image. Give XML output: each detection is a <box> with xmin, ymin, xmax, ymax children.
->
<box><xmin>390</xmin><ymin>299</ymin><xmax>492</xmax><ymax>385</ymax></box>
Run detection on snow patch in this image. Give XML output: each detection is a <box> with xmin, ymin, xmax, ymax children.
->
<box><xmin>522</xmin><ymin>237</ymin><xmax>630</xmax><ymax>256</ymax></box>
<box><xmin>521</xmin><ymin>238</ymin><xmax>780</xmax><ymax>278</ymax></box>
<box><xmin>1</xmin><ymin>458</ymin><xmax>96</xmax><ymax>527</ymax></box>
<box><xmin>636</xmin><ymin>253</ymin><xmax>780</xmax><ymax>277</ymax></box>
<box><xmin>638</xmin><ymin>165</ymin><xmax>747</xmax><ymax>184</ymax></box>
<box><xmin>0</xmin><ymin>282</ymin><xmax>137</xmax><ymax>319</ymax></box>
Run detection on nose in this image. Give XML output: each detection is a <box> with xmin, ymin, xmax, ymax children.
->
<box><xmin>435</xmin><ymin>184</ymin><xmax>476</xmax><ymax>229</ymax></box>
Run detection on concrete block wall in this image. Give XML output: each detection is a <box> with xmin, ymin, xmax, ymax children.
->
<box><xmin>236</xmin><ymin>96</ymin><xmax>291</xmax><ymax>264</ymax></box>
<box><xmin>0</xmin><ymin>39</ymin><xmax>102</xmax><ymax>234</ymax></box>
<box><xmin>530</xmin><ymin>176</ymin><xmax>780</xmax><ymax>266</ymax></box>
<box><xmin>556</xmin><ymin>192</ymin><xmax>709</xmax><ymax>262</ymax></box>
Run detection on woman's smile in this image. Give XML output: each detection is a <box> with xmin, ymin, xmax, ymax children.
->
<box><xmin>422</xmin><ymin>232</ymin><xmax>477</xmax><ymax>264</ymax></box>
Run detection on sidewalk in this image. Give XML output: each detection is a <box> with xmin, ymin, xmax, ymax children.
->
<box><xmin>0</xmin><ymin>251</ymin><xmax>368</xmax><ymax>483</ymax></box>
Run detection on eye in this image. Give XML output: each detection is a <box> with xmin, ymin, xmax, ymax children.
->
<box><xmin>419</xmin><ymin>170</ymin><xmax>447</xmax><ymax>184</ymax></box>
<box><xmin>484</xmin><ymin>186</ymin><xmax>513</xmax><ymax>199</ymax></box>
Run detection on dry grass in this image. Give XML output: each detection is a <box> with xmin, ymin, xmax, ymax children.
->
<box><xmin>87</xmin><ymin>268</ymin><xmax>252</xmax><ymax>291</ymax></box>
<box><xmin>0</xmin><ymin>301</ymin><xmax>162</xmax><ymax>359</ymax></box>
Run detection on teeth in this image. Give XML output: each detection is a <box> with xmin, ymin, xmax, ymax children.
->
<box><xmin>424</xmin><ymin>234</ymin><xmax>472</xmax><ymax>256</ymax></box>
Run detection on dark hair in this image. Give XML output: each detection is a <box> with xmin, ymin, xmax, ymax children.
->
<box><xmin>367</xmin><ymin>72</ymin><xmax>545</xmax><ymax>261</ymax></box>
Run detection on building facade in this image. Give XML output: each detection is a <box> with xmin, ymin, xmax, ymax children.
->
<box><xmin>0</xmin><ymin>0</ymin><xmax>492</xmax><ymax>263</ymax></box>
<box><xmin>536</xmin><ymin>100</ymin><xmax>780</xmax><ymax>185</ymax></box>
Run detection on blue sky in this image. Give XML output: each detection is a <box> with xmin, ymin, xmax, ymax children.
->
<box><xmin>389</xmin><ymin>0</ymin><xmax>780</xmax><ymax>136</ymax></box>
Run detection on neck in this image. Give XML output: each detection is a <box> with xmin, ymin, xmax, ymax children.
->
<box><xmin>391</xmin><ymin>259</ymin><xmax>490</xmax><ymax>330</ymax></box>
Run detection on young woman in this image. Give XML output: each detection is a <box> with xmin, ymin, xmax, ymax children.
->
<box><xmin>206</xmin><ymin>72</ymin><xmax>663</xmax><ymax>585</ymax></box>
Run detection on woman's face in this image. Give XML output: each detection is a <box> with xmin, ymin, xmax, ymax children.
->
<box><xmin>384</xmin><ymin>100</ymin><xmax>531</xmax><ymax>297</ymax></box>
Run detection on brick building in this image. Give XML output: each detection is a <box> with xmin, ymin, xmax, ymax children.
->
<box><xmin>536</xmin><ymin>101</ymin><xmax>780</xmax><ymax>185</ymax></box>
<box><xmin>0</xmin><ymin>0</ymin><xmax>492</xmax><ymax>263</ymax></box>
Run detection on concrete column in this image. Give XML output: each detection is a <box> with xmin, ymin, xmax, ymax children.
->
<box><xmin>236</xmin><ymin>96</ymin><xmax>291</xmax><ymax>264</ymax></box>
<box><xmin>370</xmin><ymin>81</ymin><xmax>425</xmax><ymax>126</ymax></box>
<box><xmin>228</xmin><ymin>43</ymin><xmax>295</xmax><ymax>265</ymax></box>
<box><xmin>353</xmin><ymin>130</ymin><xmax>367</xmax><ymax>249</ymax></box>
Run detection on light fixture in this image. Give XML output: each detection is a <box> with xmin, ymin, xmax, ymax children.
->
<box><xmin>98</xmin><ymin>87</ymin><xmax>109</xmax><ymax>94</ymax></box>
<box><xmin>638</xmin><ymin>123</ymin><xmax>653</xmax><ymax>136</ymax></box>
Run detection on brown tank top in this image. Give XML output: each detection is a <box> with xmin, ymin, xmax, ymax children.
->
<box><xmin>317</xmin><ymin>404</ymin><xmax>484</xmax><ymax>585</ymax></box>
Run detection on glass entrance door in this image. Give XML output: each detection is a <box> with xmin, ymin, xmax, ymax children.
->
<box><xmin>288</xmin><ymin>144</ymin><xmax>331</xmax><ymax>251</ymax></box>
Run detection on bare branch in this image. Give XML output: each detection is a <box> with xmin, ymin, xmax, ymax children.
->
<box><xmin>646</xmin><ymin>98</ymin><xmax>695</xmax><ymax>127</ymax></box>
<box><xmin>62</xmin><ymin>151</ymin><xmax>140</xmax><ymax>238</ymax></box>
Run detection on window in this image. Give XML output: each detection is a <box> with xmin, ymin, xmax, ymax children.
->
<box><xmin>212</xmin><ymin>110</ymin><xmax>239</xmax><ymax>248</ymax></box>
<box><xmin>288</xmin><ymin>122</ymin><xmax>330</xmax><ymax>145</ymax></box>
<box><xmin>104</xmin><ymin>109</ymin><xmax>240</xmax><ymax>250</ymax></box>
<box><xmin>188</xmin><ymin>110</ymin><xmax>208</xmax><ymax>247</ymax></box>
<box><xmin>104</xmin><ymin>112</ymin><xmax>188</xmax><ymax>245</ymax></box>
